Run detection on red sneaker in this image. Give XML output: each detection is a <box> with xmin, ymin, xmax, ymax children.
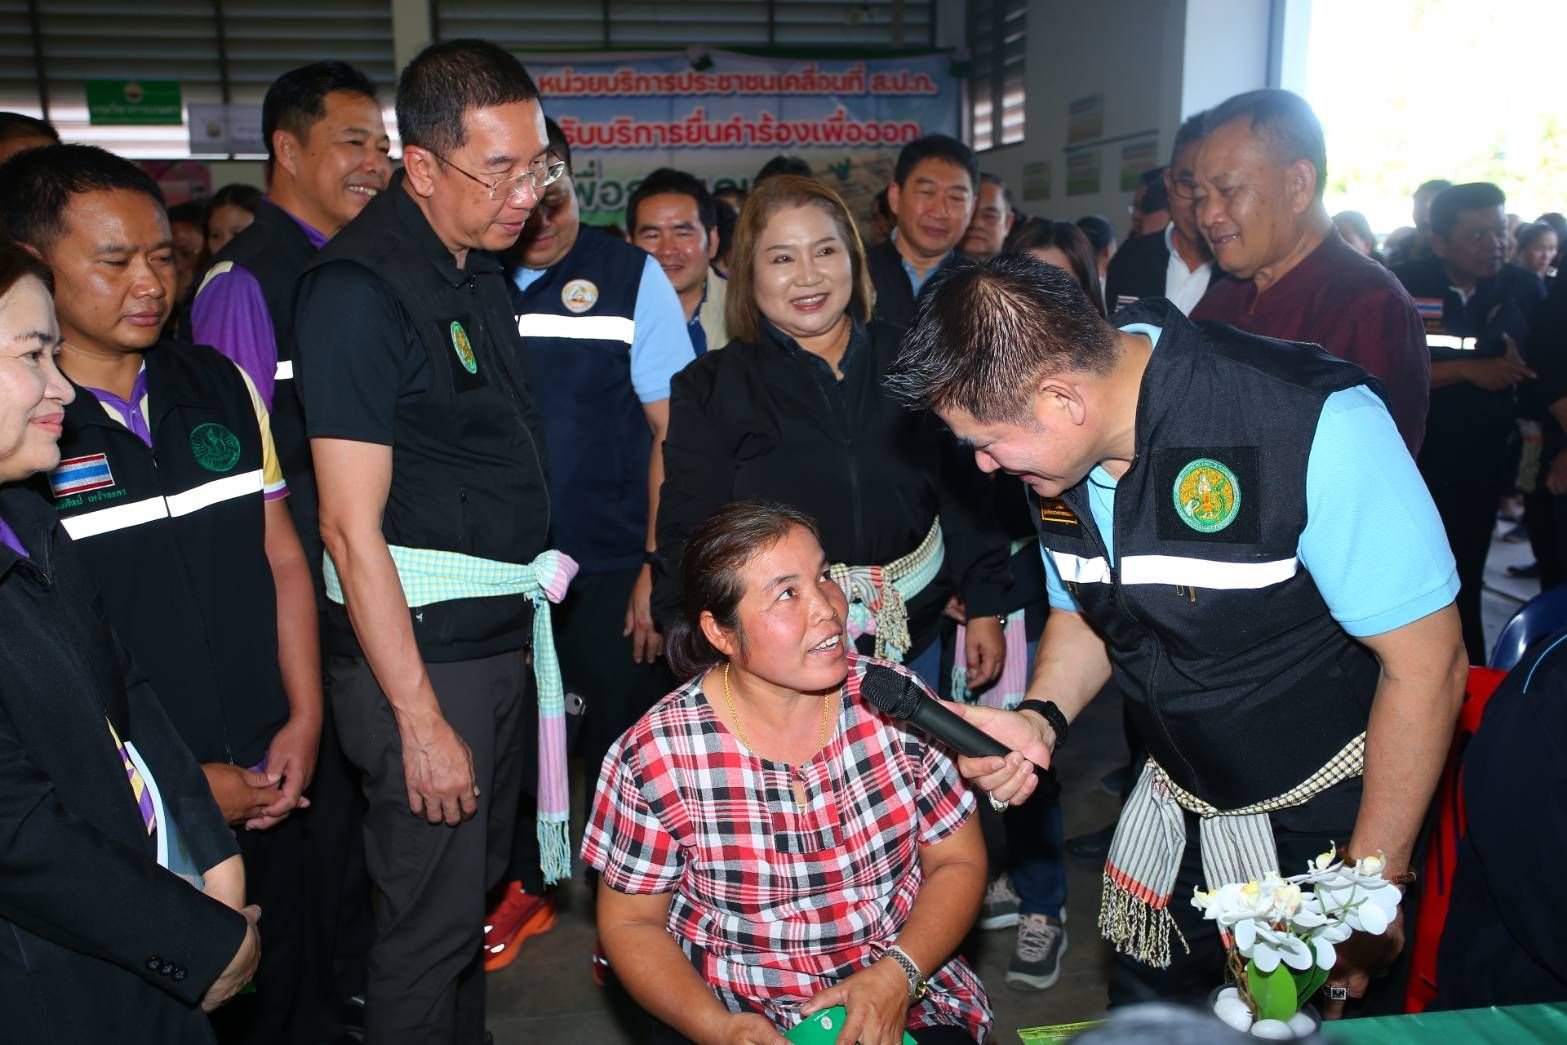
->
<box><xmin>482</xmin><ymin>881</ymin><xmax>557</xmax><ymax>972</ymax></box>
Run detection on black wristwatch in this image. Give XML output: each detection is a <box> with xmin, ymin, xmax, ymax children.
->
<box><xmin>1016</xmin><ymin>699</ymin><xmax>1068</xmax><ymax>750</ymax></box>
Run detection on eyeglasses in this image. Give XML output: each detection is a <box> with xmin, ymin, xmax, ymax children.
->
<box><xmin>434</xmin><ymin>153</ymin><xmax>566</xmax><ymax>202</ymax></box>
<box><xmin>1171</xmin><ymin>175</ymin><xmax>1200</xmax><ymax>201</ymax></box>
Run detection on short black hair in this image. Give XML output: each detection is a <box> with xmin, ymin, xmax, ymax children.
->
<box><xmin>167</xmin><ymin>201</ymin><xmax>205</xmax><ymax>229</ymax></box>
<box><xmin>1415</xmin><ymin>178</ymin><xmax>1453</xmax><ymax>198</ymax></box>
<box><xmin>543</xmin><ymin>116</ymin><xmax>571</xmax><ymax>171</ymax></box>
<box><xmin>1516</xmin><ymin>221</ymin><xmax>1556</xmax><ymax>251</ymax></box>
<box><xmin>204</xmin><ymin>182</ymin><xmax>263</xmax><ymax>233</ymax></box>
<box><xmin>1537</xmin><ymin>212</ymin><xmax>1567</xmax><ymax>239</ymax></box>
<box><xmin>979</xmin><ymin>172</ymin><xmax>1014</xmax><ymax>210</ymax></box>
<box><xmin>1138</xmin><ymin>168</ymin><xmax>1169</xmax><ymax>214</ymax></box>
<box><xmin>262</xmin><ymin>61</ymin><xmax>378</xmax><ymax>160</ymax></box>
<box><xmin>893</xmin><ymin>134</ymin><xmax>979</xmax><ymax>192</ymax></box>
<box><xmin>1206</xmin><ymin>88</ymin><xmax>1327</xmax><ymax>200</ymax></box>
<box><xmin>874</xmin><ymin>186</ymin><xmax>893</xmax><ymax>221</ymax></box>
<box><xmin>0</xmin><ymin>111</ymin><xmax>59</xmax><ymax>147</ymax></box>
<box><xmin>626</xmin><ymin>167</ymin><xmax>716</xmax><ymax>233</ymax></box>
<box><xmin>1430</xmin><ymin>182</ymin><xmax>1506</xmax><ymax>238</ymax></box>
<box><xmin>755</xmin><ymin>154</ymin><xmax>812</xmax><ymax>184</ymax></box>
<box><xmin>1170</xmin><ymin>111</ymin><xmax>1206</xmax><ymax>165</ymax></box>
<box><xmin>0</xmin><ymin>143</ymin><xmax>164</xmax><ymax>250</ymax></box>
<box><xmin>1075</xmin><ymin>214</ymin><xmax>1115</xmax><ymax>253</ymax></box>
<box><xmin>396</xmin><ymin>38</ymin><xmax>539</xmax><ymax>156</ymax></box>
<box><xmin>889</xmin><ymin>253</ymin><xmax>1119</xmax><ymax>424</ymax></box>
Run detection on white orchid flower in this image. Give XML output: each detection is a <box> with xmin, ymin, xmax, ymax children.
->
<box><xmin>1191</xmin><ymin>876</ymin><xmax>1282</xmax><ymax>928</ymax></box>
<box><xmin>1290</xmin><ymin>896</ymin><xmax>1355</xmax><ymax>969</ymax></box>
<box><xmin>1239</xmin><ymin>921</ymin><xmax>1316</xmax><ymax>973</ymax></box>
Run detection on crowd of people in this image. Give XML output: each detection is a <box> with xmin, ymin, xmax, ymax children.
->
<box><xmin>0</xmin><ymin>32</ymin><xmax>1564</xmax><ymax>1045</ymax></box>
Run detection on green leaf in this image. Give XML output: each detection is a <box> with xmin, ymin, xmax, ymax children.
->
<box><xmin>1296</xmin><ymin>965</ymin><xmax>1330</xmax><ymax>1008</ymax></box>
<box><xmin>1247</xmin><ymin>958</ymin><xmax>1299</xmax><ymax>1022</ymax></box>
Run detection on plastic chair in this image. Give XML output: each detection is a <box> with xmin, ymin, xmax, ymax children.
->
<box><xmin>1403</xmin><ymin>664</ymin><xmax>1508</xmax><ymax>1013</ymax></box>
<box><xmin>1488</xmin><ymin>584</ymin><xmax>1567</xmax><ymax>671</ymax></box>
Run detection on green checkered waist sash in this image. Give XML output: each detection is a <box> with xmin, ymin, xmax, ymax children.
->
<box><xmin>323</xmin><ymin>545</ymin><xmax>580</xmax><ymax>884</ymax></box>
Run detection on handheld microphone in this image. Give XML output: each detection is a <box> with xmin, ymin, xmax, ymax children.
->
<box><xmin>860</xmin><ymin>665</ymin><xmax>1011</xmax><ymax>759</ymax></box>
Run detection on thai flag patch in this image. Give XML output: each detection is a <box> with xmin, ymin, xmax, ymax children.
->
<box><xmin>49</xmin><ymin>453</ymin><xmax>116</xmax><ymax>498</ymax></box>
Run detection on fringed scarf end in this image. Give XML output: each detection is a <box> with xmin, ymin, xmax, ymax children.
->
<box><xmin>1097</xmin><ymin>871</ymin><xmax>1189</xmax><ymax>970</ymax></box>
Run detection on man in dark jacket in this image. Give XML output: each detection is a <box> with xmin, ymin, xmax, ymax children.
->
<box><xmin>1105</xmin><ymin>113</ymin><xmax>1213</xmax><ymax>315</ymax></box>
<box><xmin>867</xmin><ymin>134</ymin><xmax>977</xmax><ymax>328</ymax></box>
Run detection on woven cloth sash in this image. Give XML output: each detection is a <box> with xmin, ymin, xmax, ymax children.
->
<box><xmin>324</xmin><ymin>544</ymin><xmax>579</xmax><ymax>884</ymax></box>
<box><xmin>1100</xmin><ymin>732</ymin><xmax>1366</xmax><ymax>969</ymax></box>
<box><xmin>828</xmin><ymin>519</ymin><xmax>944</xmax><ymax>662</ymax></box>
<box><xmin>950</xmin><ymin>536</ymin><xmax>1036</xmax><ymax>707</ymax></box>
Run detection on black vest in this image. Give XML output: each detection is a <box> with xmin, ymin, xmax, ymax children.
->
<box><xmin>44</xmin><ymin>343</ymin><xmax>286</xmax><ymax>767</ymax></box>
<box><xmin>303</xmin><ymin>174</ymin><xmax>551</xmax><ymax>662</ymax></box>
<box><xmin>202</xmin><ymin>199</ymin><xmax>324</xmax><ymax>587</ymax></box>
<box><xmin>513</xmin><ymin>226</ymin><xmax>651</xmax><ymax>573</ymax></box>
<box><xmin>1393</xmin><ymin>257</ymin><xmax>1529</xmax><ymax>482</ymax></box>
<box><xmin>1033</xmin><ymin>301</ymin><xmax>1383</xmax><ymax>808</ymax></box>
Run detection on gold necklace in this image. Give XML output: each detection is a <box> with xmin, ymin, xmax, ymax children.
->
<box><xmin>722</xmin><ymin>662</ymin><xmax>832</xmax><ymax>755</ymax></box>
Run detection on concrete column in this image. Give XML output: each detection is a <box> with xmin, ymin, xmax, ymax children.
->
<box><xmin>392</xmin><ymin>0</ymin><xmax>433</xmax><ymax>73</ymax></box>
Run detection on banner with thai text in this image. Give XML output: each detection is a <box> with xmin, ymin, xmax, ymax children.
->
<box><xmin>525</xmin><ymin>49</ymin><xmax>960</xmax><ymax>226</ymax></box>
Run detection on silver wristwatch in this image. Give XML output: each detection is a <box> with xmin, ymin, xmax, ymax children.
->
<box><xmin>884</xmin><ymin>944</ymin><xmax>928</xmax><ymax>1001</ymax></box>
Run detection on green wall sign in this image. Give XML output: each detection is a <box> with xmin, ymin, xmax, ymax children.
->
<box><xmin>86</xmin><ymin>80</ymin><xmax>183</xmax><ymax>126</ymax></box>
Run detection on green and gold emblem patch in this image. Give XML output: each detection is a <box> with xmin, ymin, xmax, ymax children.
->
<box><xmin>1172</xmin><ymin>457</ymin><xmax>1241</xmax><ymax>533</ymax></box>
<box><xmin>190</xmin><ymin>422</ymin><xmax>241</xmax><ymax>473</ymax></box>
<box><xmin>450</xmin><ymin>321</ymin><xmax>477</xmax><ymax>375</ymax></box>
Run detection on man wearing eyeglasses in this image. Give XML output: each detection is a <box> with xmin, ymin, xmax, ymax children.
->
<box><xmin>1104</xmin><ymin>113</ymin><xmax>1214</xmax><ymax>316</ymax></box>
<box><xmin>481</xmin><ymin>116</ymin><xmax>693</xmax><ymax>971</ymax></box>
<box><xmin>293</xmin><ymin>39</ymin><xmax>567</xmax><ymax>1045</ymax></box>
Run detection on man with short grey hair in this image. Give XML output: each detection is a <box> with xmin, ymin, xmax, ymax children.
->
<box><xmin>1191</xmin><ymin>89</ymin><xmax>1429</xmax><ymax>454</ymax></box>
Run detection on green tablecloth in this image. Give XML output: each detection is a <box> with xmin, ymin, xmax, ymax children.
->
<box><xmin>1321</xmin><ymin>1003</ymin><xmax>1567</xmax><ymax>1043</ymax></box>
<box><xmin>1019</xmin><ymin>1003</ymin><xmax>1567</xmax><ymax>1043</ymax></box>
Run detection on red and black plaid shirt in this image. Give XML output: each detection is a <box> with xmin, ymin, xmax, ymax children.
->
<box><xmin>581</xmin><ymin>653</ymin><xmax>990</xmax><ymax>1039</ymax></box>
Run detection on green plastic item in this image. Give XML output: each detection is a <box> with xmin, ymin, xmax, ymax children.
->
<box><xmin>786</xmin><ymin>1006</ymin><xmax>917</xmax><ymax>1044</ymax></box>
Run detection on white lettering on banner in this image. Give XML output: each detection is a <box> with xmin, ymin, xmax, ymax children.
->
<box><xmin>1120</xmin><ymin>554</ymin><xmax>1299</xmax><ymax>590</ymax></box>
<box><xmin>516</xmin><ymin>313</ymin><xmax>636</xmax><ymax>345</ymax></box>
<box><xmin>1426</xmin><ymin>334</ymin><xmax>1476</xmax><ymax>351</ymax></box>
<box><xmin>60</xmin><ymin>496</ymin><xmax>170</xmax><ymax>539</ymax></box>
<box><xmin>274</xmin><ymin>359</ymin><xmax>294</xmax><ymax>381</ymax></box>
<box><xmin>165</xmin><ymin>470</ymin><xmax>264</xmax><ymax>517</ymax></box>
<box><xmin>60</xmin><ymin>469</ymin><xmax>264</xmax><ymax>538</ymax></box>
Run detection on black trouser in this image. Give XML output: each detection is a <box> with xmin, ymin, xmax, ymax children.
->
<box><xmin>331</xmin><ymin>651</ymin><xmax>529</xmax><ymax>1045</ymax></box>
<box><xmin>299</xmin><ymin>688</ymin><xmax>372</xmax><ymax>1027</ymax></box>
<box><xmin>508</xmin><ymin>566</ymin><xmax>672</xmax><ymax>887</ymax></box>
<box><xmin>1107</xmin><ymin>777</ymin><xmax>1364</xmax><ymax>1007</ymax></box>
<box><xmin>209</xmin><ymin>811</ymin><xmax>308</xmax><ymax>1045</ymax></box>
<box><xmin>1426</xmin><ymin>479</ymin><xmax>1505</xmax><ymax>664</ymax></box>
<box><xmin>1526</xmin><ymin>483</ymin><xmax>1567</xmax><ymax>591</ymax></box>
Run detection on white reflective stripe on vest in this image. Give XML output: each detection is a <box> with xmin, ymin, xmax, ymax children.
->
<box><xmin>60</xmin><ymin>496</ymin><xmax>170</xmax><ymax>540</ymax></box>
<box><xmin>1120</xmin><ymin>554</ymin><xmax>1299</xmax><ymax>590</ymax></box>
<box><xmin>274</xmin><ymin>359</ymin><xmax>294</xmax><ymax>382</ymax></box>
<box><xmin>165</xmin><ymin>470</ymin><xmax>264</xmax><ymax>517</ymax></box>
<box><xmin>58</xmin><ymin>469</ymin><xmax>264</xmax><ymax>539</ymax></box>
<box><xmin>1047</xmin><ymin>550</ymin><xmax>1112</xmax><ymax>584</ymax></box>
<box><xmin>1047</xmin><ymin>549</ymin><xmax>1298</xmax><ymax>590</ymax></box>
<box><xmin>516</xmin><ymin>313</ymin><xmax>635</xmax><ymax>344</ymax></box>
<box><xmin>1426</xmin><ymin>333</ymin><xmax>1476</xmax><ymax>351</ymax></box>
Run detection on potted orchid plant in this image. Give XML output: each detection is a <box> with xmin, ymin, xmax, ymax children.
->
<box><xmin>1191</xmin><ymin>846</ymin><xmax>1403</xmax><ymax>1039</ymax></box>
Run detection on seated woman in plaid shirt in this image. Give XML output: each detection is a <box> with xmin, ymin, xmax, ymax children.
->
<box><xmin>583</xmin><ymin>500</ymin><xmax>991</xmax><ymax>1045</ymax></box>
